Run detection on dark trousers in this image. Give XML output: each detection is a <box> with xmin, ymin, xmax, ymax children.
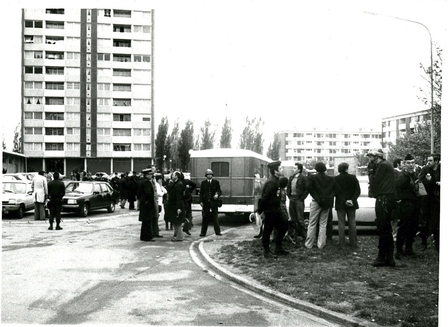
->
<box><xmin>262</xmin><ymin>209</ymin><xmax>289</xmax><ymax>250</ymax></box>
<box><xmin>48</xmin><ymin>201</ymin><xmax>62</xmax><ymax>225</ymax></box>
<box><xmin>428</xmin><ymin>198</ymin><xmax>440</xmax><ymax>251</ymax></box>
<box><xmin>140</xmin><ymin>220</ymin><xmax>153</xmax><ymax>241</ymax></box>
<box><xmin>375</xmin><ymin>195</ymin><xmax>395</xmax><ymax>260</ymax></box>
<box><xmin>200</xmin><ymin>204</ymin><xmax>220</xmax><ymax>235</ymax></box>
<box><xmin>396</xmin><ymin>200</ymin><xmax>419</xmax><ymax>252</ymax></box>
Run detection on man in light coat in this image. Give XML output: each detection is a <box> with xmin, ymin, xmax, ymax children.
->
<box><xmin>31</xmin><ymin>170</ymin><xmax>48</xmax><ymax>221</ymax></box>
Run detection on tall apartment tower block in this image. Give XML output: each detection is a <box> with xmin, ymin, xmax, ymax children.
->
<box><xmin>22</xmin><ymin>8</ymin><xmax>154</xmax><ymax>175</ymax></box>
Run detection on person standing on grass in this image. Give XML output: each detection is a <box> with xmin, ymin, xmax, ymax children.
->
<box><xmin>257</xmin><ymin>161</ymin><xmax>289</xmax><ymax>257</ymax></box>
<box><xmin>395</xmin><ymin>154</ymin><xmax>420</xmax><ymax>259</ymax></box>
<box><xmin>334</xmin><ymin>162</ymin><xmax>361</xmax><ymax>247</ymax></box>
<box><xmin>47</xmin><ymin>171</ymin><xmax>65</xmax><ymax>230</ymax></box>
<box><xmin>418</xmin><ymin>153</ymin><xmax>441</xmax><ymax>252</ymax></box>
<box><xmin>286</xmin><ymin>162</ymin><xmax>309</xmax><ymax>245</ymax></box>
<box><xmin>370</xmin><ymin>149</ymin><xmax>396</xmax><ymax>267</ymax></box>
<box><xmin>305</xmin><ymin>162</ymin><xmax>340</xmax><ymax>249</ymax></box>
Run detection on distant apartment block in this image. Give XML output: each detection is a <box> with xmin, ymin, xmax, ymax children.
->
<box><xmin>277</xmin><ymin>128</ymin><xmax>382</xmax><ymax>166</ymax></box>
<box><xmin>22</xmin><ymin>8</ymin><xmax>154</xmax><ymax>175</ymax></box>
<box><xmin>381</xmin><ymin>109</ymin><xmax>431</xmax><ymax>146</ymax></box>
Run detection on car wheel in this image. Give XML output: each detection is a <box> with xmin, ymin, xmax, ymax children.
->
<box><xmin>16</xmin><ymin>205</ymin><xmax>25</xmax><ymax>218</ymax></box>
<box><xmin>107</xmin><ymin>201</ymin><xmax>115</xmax><ymax>213</ymax></box>
<box><xmin>79</xmin><ymin>203</ymin><xmax>89</xmax><ymax>217</ymax></box>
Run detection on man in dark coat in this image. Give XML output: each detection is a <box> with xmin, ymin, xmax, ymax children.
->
<box><xmin>137</xmin><ymin>168</ymin><xmax>157</xmax><ymax>242</ymax></box>
<box><xmin>118</xmin><ymin>173</ymin><xmax>128</xmax><ymax>208</ymax></box>
<box><xmin>165</xmin><ymin>171</ymin><xmax>186</xmax><ymax>241</ymax></box>
<box><xmin>286</xmin><ymin>163</ymin><xmax>309</xmax><ymax>244</ymax></box>
<box><xmin>257</xmin><ymin>161</ymin><xmax>289</xmax><ymax>257</ymax></box>
<box><xmin>127</xmin><ymin>172</ymin><xmax>138</xmax><ymax>210</ymax></box>
<box><xmin>305</xmin><ymin>162</ymin><xmax>340</xmax><ymax>249</ymax></box>
<box><xmin>199</xmin><ymin>169</ymin><xmax>222</xmax><ymax>237</ymax></box>
<box><xmin>334</xmin><ymin>162</ymin><xmax>361</xmax><ymax>247</ymax></box>
<box><xmin>370</xmin><ymin>149</ymin><xmax>396</xmax><ymax>267</ymax></box>
<box><xmin>47</xmin><ymin>171</ymin><xmax>65</xmax><ymax>230</ymax></box>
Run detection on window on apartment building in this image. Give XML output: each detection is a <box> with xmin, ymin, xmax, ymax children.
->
<box><xmin>113</xmin><ymin>69</ymin><xmax>131</xmax><ymax>77</ymax></box>
<box><xmin>134</xmin><ymin>25</ymin><xmax>151</xmax><ymax>33</ymax></box>
<box><xmin>24</xmin><ymin>35</ymin><xmax>43</xmax><ymax>44</ymax></box>
<box><xmin>25</xmin><ymin>51</ymin><xmax>43</xmax><ymax>59</ymax></box>
<box><xmin>24</xmin><ymin>143</ymin><xmax>42</xmax><ymax>151</ymax></box>
<box><xmin>66</xmin><ymin>98</ymin><xmax>80</xmax><ymax>105</ymax></box>
<box><xmin>66</xmin><ymin>143</ymin><xmax>80</xmax><ymax>151</ymax></box>
<box><xmin>113</xmin><ymin>143</ymin><xmax>131</xmax><ymax>151</ymax></box>
<box><xmin>66</xmin><ymin>82</ymin><xmax>80</xmax><ymax>90</ymax></box>
<box><xmin>45</xmin><ymin>51</ymin><xmax>64</xmax><ymax>60</ymax></box>
<box><xmin>329</xmin><ymin>149</ymin><xmax>337</xmax><ymax>154</ymax></box>
<box><xmin>97</xmin><ymin>53</ymin><xmax>110</xmax><ymax>61</ymax></box>
<box><xmin>134</xmin><ymin>144</ymin><xmax>151</xmax><ymax>151</ymax></box>
<box><xmin>315</xmin><ymin>133</ymin><xmax>323</xmax><ymax>138</ymax></box>
<box><xmin>113</xmin><ymin>10</ymin><xmax>131</xmax><ymax>18</ymax></box>
<box><xmin>25</xmin><ymin>97</ymin><xmax>43</xmax><ymax>105</ymax></box>
<box><xmin>46</xmin><ymin>21</ymin><xmax>64</xmax><ymax>29</ymax></box>
<box><xmin>113</xmin><ymin>24</ymin><xmax>131</xmax><ymax>33</ymax></box>
<box><xmin>98</xmin><ymin>83</ymin><xmax>110</xmax><ymax>91</ymax></box>
<box><xmin>97</xmin><ymin>128</ymin><xmax>111</xmax><ymax>136</ymax></box>
<box><xmin>297</xmin><ymin>141</ymin><xmax>304</xmax><ymax>145</ymax></box>
<box><xmin>113</xmin><ymin>54</ymin><xmax>131</xmax><ymax>62</ymax></box>
<box><xmin>362</xmin><ymin>134</ymin><xmax>370</xmax><ymax>138</ymax></box>
<box><xmin>66</xmin><ymin>52</ymin><xmax>80</xmax><ymax>60</ymax></box>
<box><xmin>98</xmin><ymin>98</ymin><xmax>111</xmax><ymax>106</ymax></box>
<box><xmin>113</xmin><ymin>84</ymin><xmax>131</xmax><ymax>92</ymax></box>
<box><xmin>326</xmin><ymin>133</ymin><xmax>336</xmax><ymax>138</ymax></box>
<box><xmin>97</xmin><ymin>143</ymin><xmax>111</xmax><ymax>151</ymax></box>
<box><xmin>316</xmin><ymin>141</ymin><xmax>324</xmax><ymax>146</ymax></box>
<box><xmin>45</xmin><ymin>143</ymin><xmax>64</xmax><ymax>151</ymax></box>
<box><xmin>45</xmin><ymin>67</ymin><xmax>64</xmax><ymax>75</ymax></box>
<box><xmin>45</xmin><ymin>82</ymin><xmax>64</xmax><ymax>90</ymax></box>
<box><xmin>46</xmin><ymin>36</ymin><xmax>64</xmax><ymax>45</ymax></box>
<box><xmin>45</xmin><ymin>9</ymin><xmax>65</xmax><ymax>14</ymax></box>
<box><xmin>113</xmin><ymin>114</ymin><xmax>131</xmax><ymax>122</ymax></box>
<box><xmin>66</xmin><ymin>112</ymin><xmax>80</xmax><ymax>121</ymax></box>
<box><xmin>25</xmin><ymin>112</ymin><xmax>43</xmax><ymax>120</ymax></box>
<box><xmin>113</xmin><ymin>99</ymin><xmax>131</xmax><ymax>106</ymax></box>
<box><xmin>344</xmin><ymin>142</ymin><xmax>350</xmax><ymax>146</ymax></box>
<box><xmin>25</xmin><ymin>81</ymin><xmax>43</xmax><ymax>89</ymax></box>
<box><xmin>25</xmin><ymin>20</ymin><xmax>43</xmax><ymax>28</ymax></box>
<box><xmin>103</xmin><ymin>9</ymin><xmax>111</xmax><ymax>17</ymax></box>
<box><xmin>45</xmin><ymin>128</ymin><xmax>64</xmax><ymax>136</ymax></box>
<box><xmin>113</xmin><ymin>128</ymin><xmax>131</xmax><ymax>136</ymax></box>
<box><xmin>66</xmin><ymin>128</ymin><xmax>80</xmax><ymax>135</ymax></box>
<box><xmin>133</xmin><ymin>55</ymin><xmax>151</xmax><ymax>63</ymax></box>
<box><xmin>293</xmin><ymin>133</ymin><xmax>304</xmax><ymax>137</ymax></box>
<box><xmin>25</xmin><ymin>66</ymin><xmax>43</xmax><ymax>74</ymax></box>
<box><xmin>142</xmin><ymin>117</ymin><xmax>151</xmax><ymax>122</ymax></box>
<box><xmin>134</xmin><ymin>128</ymin><xmax>151</xmax><ymax>136</ymax></box>
<box><xmin>45</xmin><ymin>97</ymin><xmax>64</xmax><ymax>105</ymax></box>
<box><xmin>45</xmin><ymin>112</ymin><xmax>64</xmax><ymax>120</ymax></box>
<box><xmin>25</xmin><ymin>127</ymin><xmax>43</xmax><ymax>135</ymax></box>
<box><xmin>113</xmin><ymin>39</ymin><xmax>131</xmax><ymax>47</ymax></box>
<box><xmin>328</xmin><ymin>141</ymin><xmax>336</xmax><ymax>146</ymax></box>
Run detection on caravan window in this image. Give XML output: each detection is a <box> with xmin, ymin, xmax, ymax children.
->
<box><xmin>211</xmin><ymin>162</ymin><xmax>229</xmax><ymax>177</ymax></box>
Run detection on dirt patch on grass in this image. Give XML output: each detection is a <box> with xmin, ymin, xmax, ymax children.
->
<box><xmin>213</xmin><ymin>236</ymin><xmax>439</xmax><ymax>327</ymax></box>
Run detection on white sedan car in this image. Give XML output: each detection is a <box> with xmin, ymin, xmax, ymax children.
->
<box><xmin>2</xmin><ymin>181</ymin><xmax>35</xmax><ymax>218</ymax></box>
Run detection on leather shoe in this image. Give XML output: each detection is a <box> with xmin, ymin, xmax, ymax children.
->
<box><xmin>48</xmin><ymin>226</ymin><xmax>53</xmax><ymax>230</ymax></box>
<box><xmin>199</xmin><ymin>234</ymin><xmax>205</xmax><ymax>237</ymax></box>
<box><xmin>155</xmin><ymin>235</ymin><xmax>163</xmax><ymax>238</ymax></box>
<box><xmin>56</xmin><ymin>226</ymin><xmax>63</xmax><ymax>230</ymax></box>
<box><xmin>216</xmin><ymin>233</ymin><xmax>223</xmax><ymax>236</ymax></box>
<box><xmin>183</xmin><ymin>230</ymin><xmax>191</xmax><ymax>236</ymax></box>
<box><xmin>275</xmin><ymin>248</ymin><xmax>290</xmax><ymax>255</ymax></box>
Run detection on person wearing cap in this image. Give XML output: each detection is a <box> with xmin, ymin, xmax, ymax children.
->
<box><xmin>165</xmin><ymin>171</ymin><xmax>186</xmax><ymax>241</ymax></box>
<box><xmin>137</xmin><ymin>168</ymin><xmax>157</xmax><ymax>242</ymax></box>
<box><xmin>418</xmin><ymin>153</ymin><xmax>441</xmax><ymax>252</ymax></box>
<box><xmin>199</xmin><ymin>169</ymin><xmax>222</xmax><ymax>237</ymax></box>
<box><xmin>305</xmin><ymin>162</ymin><xmax>340</xmax><ymax>249</ymax></box>
<box><xmin>369</xmin><ymin>149</ymin><xmax>396</xmax><ymax>267</ymax></box>
<box><xmin>395</xmin><ymin>154</ymin><xmax>420</xmax><ymax>258</ymax></box>
<box><xmin>256</xmin><ymin>160</ymin><xmax>289</xmax><ymax>257</ymax></box>
<box><xmin>286</xmin><ymin>163</ymin><xmax>309</xmax><ymax>245</ymax></box>
<box><xmin>31</xmin><ymin>170</ymin><xmax>48</xmax><ymax>221</ymax></box>
<box><xmin>334</xmin><ymin>162</ymin><xmax>360</xmax><ymax>247</ymax></box>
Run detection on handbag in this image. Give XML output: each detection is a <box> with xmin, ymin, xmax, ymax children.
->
<box><xmin>416</xmin><ymin>181</ymin><xmax>427</xmax><ymax>197</ymax></box>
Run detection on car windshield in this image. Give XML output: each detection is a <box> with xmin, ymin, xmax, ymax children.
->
<box><xmin>2</xmin><ymin>183</ymin><xmax>27</xmax><ymax>194</ymax></box>
<box><xmin>65</xmin><ymin>183</ymin><xmax>93</xmax><ymax>194</ymax></box>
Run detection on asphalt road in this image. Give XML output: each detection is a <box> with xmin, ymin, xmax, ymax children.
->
<box><xmin>2</xmin><ymin>210</ymin><xmax>344</xmax><ymax>326</ymax></box>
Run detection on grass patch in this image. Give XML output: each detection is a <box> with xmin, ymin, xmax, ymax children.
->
<box><xmin>215</xmin><ymin>236</ymin><xmax>439</xmax><ymax>327</ymax></box>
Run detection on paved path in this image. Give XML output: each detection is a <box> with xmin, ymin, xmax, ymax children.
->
<box><xmin>2</xmin><ymin>212</ymin><xmax>345</xmax><ymax>326</ymax></box>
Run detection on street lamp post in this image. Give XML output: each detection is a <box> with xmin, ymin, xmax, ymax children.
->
<box><xmin>363</xmin><ymin>11</ymin><xmax>434</xmax><ymax>153</ymax></box>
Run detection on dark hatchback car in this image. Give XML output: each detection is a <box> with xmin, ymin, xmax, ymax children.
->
<box><xmin>62</xmin><ymin>181</ymin><xmax>119</xmax><ymax>217</ymax></box>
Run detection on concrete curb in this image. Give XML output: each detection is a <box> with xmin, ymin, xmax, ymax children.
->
<box><xmin>193</xmin><ymin>227</ymin><xmax>380</xmax><ymax>327</ymax></box>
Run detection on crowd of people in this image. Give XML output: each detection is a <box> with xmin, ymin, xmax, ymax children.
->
<box><xmin>253</xmin><ymin>151</ymin><xmax>441</xmax><ymax>266</ymax></box>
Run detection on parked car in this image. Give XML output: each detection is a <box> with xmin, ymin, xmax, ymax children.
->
<box><xmin>2</xmin><ymin>173</ymin><xmax>35</xmax><ymax>181</ymax></box>
<box><xmin>62</xmin><ymin>181</ymin><xmax>119</xmax><ymax>217</ymax></box>
<box><xmin>93</xmin><ymin>172</ymin><xmax>110</xmax><ymax>181</ymax></box>
<box><xmin>2</xmin><ymin>181</ymin><xmax>35</xmax><ymax>218</ymax></box>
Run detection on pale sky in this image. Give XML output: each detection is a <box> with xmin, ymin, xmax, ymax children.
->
<box><xmin>1</xmin><ymin>0</ymin><xmax>447</xmax><ymax>151</ymax></box>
